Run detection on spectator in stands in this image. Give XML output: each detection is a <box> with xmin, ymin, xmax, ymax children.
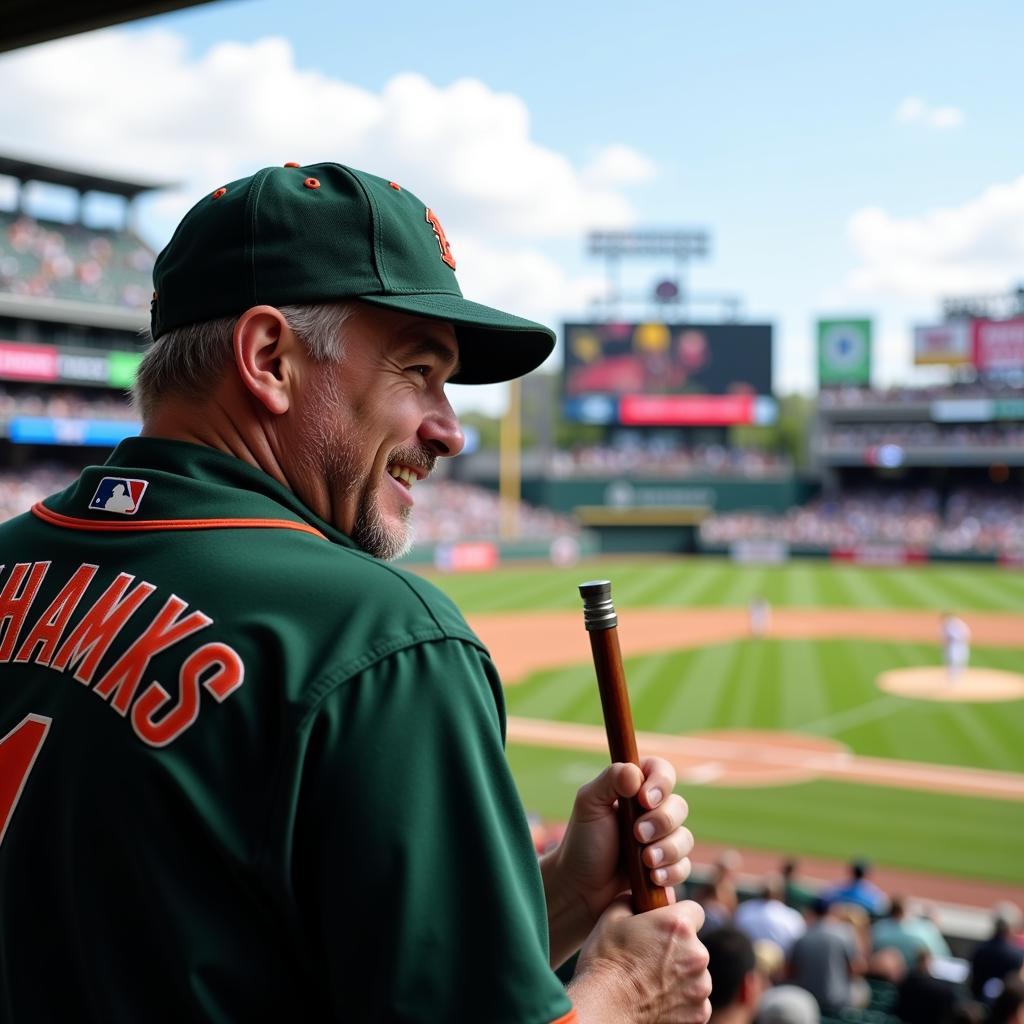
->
<box><xmin>704</xmin><ymin>926</ymin><xmax>766</xmax><ymax>1023</ymax></box>
<box><xmin>872</xmin><ymin>896</ymin><xmax>929</xmax><ymax>970</ymax></box>
<box><xmin>971</xmin><ymin>903</ymin><xmax>1024</xmax><ymax>1003</ymax></box>
<box><xmin>735</xmin><ymin>876</ymin><xmax>806</xmax><ymax>956</ymax></box>
<box><xmin>704</xmin><ymin>929</ymin><xmax>820</xmax><ymax>1024</ymax></box>
<box><xmin>902</xmin><ymin>900</ymin><xmax>952</xmax><ymax>960</ymax></box>
<box><xmin>697</xmin><ymin>849</ymin><xmax>743</xmax><ymax>933</ymax></box>
<box><xmin>894</xmin><ymin>949</ymin><xmax>962</xmax><ymax>1024</ymax></box>
<box><xmin>756</xmin><ymin>986</ymin><xmax>819</xmax><ymax>1024</ymax></box>
<box><xmin>788</xmin><ymin>896</ymin><xmax>867</xmax><ymax>1016</ymax></box>
<box><xmin>990</xmin><ymin>975</ymin><xmax>1024</xmax><ymax>1024</ymax></box>
<box><xmin>780</xmin><ymin>858</ymin><xmax>816</xmax><ymax>912</ymax></box>
<box><xmin>821</xmin><ymin>857</ymin><xmax>887</xmax><ymax>916</ymax></box>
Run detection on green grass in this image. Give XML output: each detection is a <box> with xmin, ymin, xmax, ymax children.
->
<box><xmin>506</xmin><ymin>746</ymin><xmax>1024</xmax><ymax>885</ymax></box>
<box><xmin>505</xmin><ymin>639</ymin><xmax>1024</xmax><ymax>773</ymax></box>
<box><xmin>416</xmin><ymin>556</ymin><xmax>1024</xmax><ymax>614</ymax></box>
<box><xmin>410</xmin><ymin>556</ymin><xmax>1024</xmax><ymax>884</ymax></box>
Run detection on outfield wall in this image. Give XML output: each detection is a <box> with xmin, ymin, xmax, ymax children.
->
<box><xmin>521</xmin><ymin>475</ymin><xmax>816</xmax><ymax>515</ymax></box>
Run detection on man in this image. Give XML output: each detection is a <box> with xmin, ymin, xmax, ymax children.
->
<box><xmin>894</xmin><ymin>949</ymin><xmax>963</xmax><ymax>1024</ymax></box>
<box><xmin>871</xmin><ymin>896</ymin><xmax>929</xmax><ymax>970</ymax></box>
<box><xmin>0</xmin><ymin>163</ymin><xmax>711</xmax><ymax>1022</ymax></box>
<box><xmin>734</xmin><ymin>876</ymin><xmax>806</xmax><ymax>956</ymax></box>
<box><xmin>704</xmin><ymin>927</ymin><xmax>817</xmax><ymax>1024</ymax></box>
<box><xmin>941</xmin><ymin>612</ymin><xmax>971</xmax><ymax>684</ymax></box>
<box><xmin>971</xmin><ymin>903</ymin><xmax>1024</xmax><ymax>1003</ymax></box>
<box><xmin>705</xmin><ymin>927</ymin><xmax>766</xmax><ymax>1023</ymax></box>
<box><xmin>788</xmin><ymin>897</ymin><xmax>867</xmax><ymax>1016</ymax></box>
<box><xmin>821</xmin><ymin>857</ymin><xmax>888</xmax><ymax>916</ymax></box>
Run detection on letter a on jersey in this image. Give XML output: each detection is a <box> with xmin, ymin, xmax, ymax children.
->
<box><xmin>89</xmin><ymin>477</ymin><xmax>149</xmax><ymax>516</ymax></box>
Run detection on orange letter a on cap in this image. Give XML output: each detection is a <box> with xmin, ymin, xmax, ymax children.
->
<box><xmin>425</xmin><ymin>208</ymin><xmax>456</xmax><ymax>270</ymax></box>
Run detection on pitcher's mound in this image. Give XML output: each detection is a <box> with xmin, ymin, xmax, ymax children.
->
<box><xmin>878</xmin><ymin>667</ymin><xmax>1024</xmax><ymax>703</ymax></box>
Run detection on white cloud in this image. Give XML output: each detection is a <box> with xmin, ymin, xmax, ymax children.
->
<box><xmin>0</xmin><ymin>27</ymin><xmax>649</xmax><ymax>412</ymax></box>
<box><xmin>894</xmin><ymin>95</ymin><xmax>964</xmax><ymax>129</ymax></box>
<box><xmin>0</xmin><ymin>28</ymin><xmax>644</xmax><ymax>244</ymax></box>
<box><xmin>840</xmin><ymin>175</ymin><xmax>1024</xmax><ymax>302</ymax></box>
<box><xmin>582</xmin><ymin>145</ymin><xmax>657</xmax><ymax>187</ymax></box>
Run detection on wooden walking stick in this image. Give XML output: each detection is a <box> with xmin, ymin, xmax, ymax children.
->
<box><xmin>578</xmin><ymin>579</ymin><xmax>670</xmax><ymax>913</ymax></box>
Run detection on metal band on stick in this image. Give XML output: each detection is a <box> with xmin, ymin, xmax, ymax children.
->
<box><xmin>578</xmin><ymin>580</ymin><xmax>670</xmax><ymax>913</ymax></box>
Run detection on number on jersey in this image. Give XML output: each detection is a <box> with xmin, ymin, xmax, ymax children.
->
<box><xmin>0</xmin><ymin>714</ymin><xmax>51</xmax><ymax>846</ymax></box>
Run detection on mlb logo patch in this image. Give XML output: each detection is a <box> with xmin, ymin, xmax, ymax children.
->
<box><xmin>89</xmin><ymin>477</ymin><xmax>148</xmax><ymax>516</ymax></box>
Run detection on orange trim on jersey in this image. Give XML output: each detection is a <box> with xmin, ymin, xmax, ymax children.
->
<box><xmin>31</xmin><ymin>502</ymin><xmax>328</xmax><ymax>540</ymax></box>
<box><xmin>550</xmin><ymin>1010</ymin><xmax>578</xmax><ymax>1024</ymax></box>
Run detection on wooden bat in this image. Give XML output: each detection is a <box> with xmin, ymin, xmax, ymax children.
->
<box><xmin>578</xmin><ymin>579</ymin><xmax>670</xmax><ymax>914</ymax></box>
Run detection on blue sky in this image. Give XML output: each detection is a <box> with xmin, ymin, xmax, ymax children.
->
<box><xmin>1</xmin><ymin>0</ymin><xmax>1021</xmax><ymax>412</ymax></box>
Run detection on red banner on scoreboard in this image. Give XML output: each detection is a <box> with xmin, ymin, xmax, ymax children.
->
<box><xmin>0</xmin><ymin>342</ymin><xmax>59</xmax><ymax>381</ymax></box>
<box><xmin>972</xmin><ymin>317</ymin><xmax>1024</xmax><ymax>373</ymax></box>
<box><xmin>620</xmin><ymin>393</ymin><xmax>756</xmax><ymax>426</ymax></box>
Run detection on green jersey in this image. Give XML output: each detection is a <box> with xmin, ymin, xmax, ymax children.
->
<box><xmin>0</xmin><ymin>437</ymin><xmax>576</xmax><ymax>1024</ymax></box>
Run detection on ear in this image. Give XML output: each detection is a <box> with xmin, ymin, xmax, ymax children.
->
<box><xmin>232</xmin><ymin>305</ymin><xmax>301</xmax><ymax>416</ymax></box>
<box><xmin>740</xmin><ymin>970</ymin><xmax>765</xmax><ymax>1007</ymax></box>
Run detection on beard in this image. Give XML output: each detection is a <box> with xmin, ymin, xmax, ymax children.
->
<box><xmin>295</xmin><ymin>369</ymin><xmax>433</xmax><ymax>561</ymax></box>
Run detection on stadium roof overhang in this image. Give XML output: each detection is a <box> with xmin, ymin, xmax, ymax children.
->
<box><xmin>0</xmin><ymin>153</ymin><xmax>173</xmax><ymax>200</ymax></box>
<box><xmin>1</xmin><ymin>0</ymin><xmax>218</xmax><ymax>54</ymax></box>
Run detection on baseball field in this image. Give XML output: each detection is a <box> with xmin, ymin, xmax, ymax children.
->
<box><xmin>415</xmin><ymin>557</ymin><xmax>1024</xmax><ymax>902</ymax></box>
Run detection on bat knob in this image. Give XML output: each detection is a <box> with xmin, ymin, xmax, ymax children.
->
<box><xmin>579</xmin><ymin>579</ymin><xmax>617</xmax><ymax>631</ymax></box>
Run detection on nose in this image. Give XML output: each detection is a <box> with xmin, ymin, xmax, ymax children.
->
<box><xmin>417</xmin><ymin>392</ymin><xmax>465</xmax><ymax>458</ymax></box>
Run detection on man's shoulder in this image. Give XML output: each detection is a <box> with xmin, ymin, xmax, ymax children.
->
<box><xmin>263</xmin><ymin>536</ymin><xmax>479</xmax><ymax>643</ymax></box>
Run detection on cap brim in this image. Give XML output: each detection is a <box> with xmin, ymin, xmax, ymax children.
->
<box><xmin>358</xmin><ymin>292</ymin><xmax>555</xmax><ymax>385</ymax></box>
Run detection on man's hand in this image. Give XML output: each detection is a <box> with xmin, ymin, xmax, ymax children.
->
<box><xmin>542</xmin><ymin>757</ymin><xmax>693</xmax><ymax>965</ymax></box>
<box><xmin>568</xmin><ymin>898</ymin><xmax>712</xmax><ymax>1024</ymax></box>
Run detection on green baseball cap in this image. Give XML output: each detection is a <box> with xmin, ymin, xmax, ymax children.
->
<box><xmin>151</xmin><ymin>162</ymin><xmax>555</xmax><ymax>385</ymax></box>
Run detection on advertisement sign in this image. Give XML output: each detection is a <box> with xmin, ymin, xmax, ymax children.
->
<box><xmin>433</xmin><ymin>542</ymin><xmax>499</xmax><ymax>573</ymax></box>
<box><xmin>817</xmin><ymin>319</ymin><xmax>872</xmax><ymax>386</ymax></box>
<box><xmin>913</xmin><ymin>322</ymin><xmax>972</xmax><ymax>366</ymax></box>
<box><xmin>0</xmin><ymin>342</ymin><xmax>59</xmax><ymax>381</ymax></box>
<box><xmin>619</xmin><ymin>393</ymin><xmax>777</xmax><ymax>426</ymax></box>
<box><xmin>562</xmin><ymin>321</ymin><xmax>772</xmax><ymax>425</ymax></box>
<box><xmin>0</xmin><ymin>341</ymin><xmax>144</xmax><ymax>387</ymax></box>
<box><xmin>972</xmin><ymin>317</ymin><xmax>1024</xmax><ymax>373</ymax></box>
<box><xmin>7</xmin><ymin>417</ymin><xmax>139</xmax><ymax>447</ymax></box>
<box><xmin>107</xmin><ymin>351</ymin><xmax>144</xmax><ymax>388</ymax></box>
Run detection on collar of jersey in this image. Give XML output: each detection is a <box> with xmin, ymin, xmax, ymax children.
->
<box><xmin>38</xmin><ymin>436</ymin><xmax>358</xmax><ymax>548</ymax></box>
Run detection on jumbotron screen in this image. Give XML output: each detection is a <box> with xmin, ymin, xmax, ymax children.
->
<box><xmin>562</xmin><ymin>321</ymin><xmax>775</xmax><ymax>426</ymax></box>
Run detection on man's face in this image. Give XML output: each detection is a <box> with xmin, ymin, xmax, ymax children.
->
<box><xmin>287</xmin><ymin>303</ymin><xmax>464</xmax><ymax>559</ymax></box>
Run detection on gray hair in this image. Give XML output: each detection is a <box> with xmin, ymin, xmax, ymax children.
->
<box><xmin>132</xmin><ymin>302</ymin><xmax>356</xmax><ymax>418</ymax></box>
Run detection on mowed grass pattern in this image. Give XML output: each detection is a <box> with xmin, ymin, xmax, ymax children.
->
<box><xmin>413</xmin><ymin>557</ymin><xmax>1024</xmax><ymax>884</ymax></box>
<box><xmin>418</xmin><ymin>557</ymin><xmax>1024</xmax><ymax>614</ymax></box>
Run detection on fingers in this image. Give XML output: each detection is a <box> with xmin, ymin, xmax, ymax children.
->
<box><xmin>573</xmin><ymin>763</ymin><xmax>637</xmax><ymax>821</ymax></box>
<box><xmin>634</xmin><ymin>792</ymin><xmax>688</xmax><ymax>843</ymax></box>
<box><xmin>643</xmin><ymin>824</ymin><xmax>694</xmax><ymax>878</ymax></box>
<box><xmin>637</xmin><ymin>755</ymin><xmax>677</xmax><ymax>810</ymax></box>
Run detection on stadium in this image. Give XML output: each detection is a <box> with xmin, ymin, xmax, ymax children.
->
<box><xmin>2</xmin><ymin>6</ymin><xmax>1024</xmax><ymax>1022</ymax></box>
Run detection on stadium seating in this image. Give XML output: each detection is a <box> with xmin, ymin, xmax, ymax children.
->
<box><xmin>0</xmin><ymin>210</ymin><xmax>153</xmax><ymax>309</ymax></box>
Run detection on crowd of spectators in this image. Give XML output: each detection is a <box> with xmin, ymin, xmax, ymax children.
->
<box><xmin>549</xmin><ymin>443</ymin><xmax>792</xmax><ymax>478</ymax></box>
<box><xmin>409</xmin><ymin>479</ymin><xmax>580</xmax><ymax>543</ymax></box>
<box><xmin>0</xmin><ymin>466</ymin><xmax>77</xmax><ymax>520</ymax></box>
<box><xmin>819</xmin><ymin>423</ymin><xmax>1024</xmax><ymax>452</ymax></box>
<box><xmin>701</xmin><ymin>487</ymin><xmax>1024</xmax><ymax>558</ymax></box>
<box><xmin>820</xmin><ymin>380</ymin><xmax>1024</xmax><ymax>409</ymax></box>
<box><xmin>691</xmin><ymin>851</ymin><xmax>1024</xmax><ymax>1023</ymax></box>
<box><xmin>0</xmin><ymin>385</ymin><xmax>140</xmax><ymax>422</ymax></box>
<box><xmin>0</xmin><ymin>211</ymin><xmax>154</xmax><ymax>310</ymax></box>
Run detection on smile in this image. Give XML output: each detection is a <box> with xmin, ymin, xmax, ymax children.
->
<box><xmin>387</xmin><ymin>464</ymin><xmax>424</xmax><ymax>489</ymax></box>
